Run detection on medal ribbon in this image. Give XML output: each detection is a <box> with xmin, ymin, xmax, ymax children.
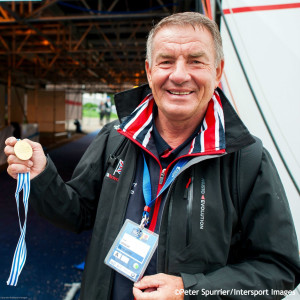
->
<box><xmin>141</xmin><ymin>153</ymin><xmax>189</xmax><ymax>226</ymax></box>
<box><xmin>7</xmin><ymin>172</ymin><xmax>30</xmax><ymax>286</ymax></box>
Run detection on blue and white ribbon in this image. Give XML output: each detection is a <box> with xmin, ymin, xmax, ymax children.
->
<box><xmin>7</xmin><ymin>172</ymin><xmax>30</xmax><ymax>286</ymax></box>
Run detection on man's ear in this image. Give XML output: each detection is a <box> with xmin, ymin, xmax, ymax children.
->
<box><xmin>215</xmin><ymin>60</ymin><xmax>225</xmax><ymax>89</ymax></box>
<box><xmin>145</xmin><ymin>60</ymin><xmax>152</xmax><ymax>89</ymax></box>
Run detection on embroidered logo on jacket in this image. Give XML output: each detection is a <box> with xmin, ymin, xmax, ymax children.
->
<box><xmin>200</xmin><ymin>178</ymin><xmax>206</xmax><ymax>230</ymax></box>
<box><xmin>113</xmin><ymin>159</ymin><xmax>124</xmax><ymax>175</ymax></box>
<box><xmin>106</xmin><ymin>159</ymin><xmax>124</xmax><ymax>182</ymax></box>
<box><xmin>106</xmin><ymin>173</ymin><xmax>119</xmax><ymax>182</ymax></box>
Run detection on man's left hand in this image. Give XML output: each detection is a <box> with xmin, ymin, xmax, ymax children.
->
<box><xmin>133</xmin><ymin>273</ymin><xmax>184</xmax><ymax>300</ymax></box>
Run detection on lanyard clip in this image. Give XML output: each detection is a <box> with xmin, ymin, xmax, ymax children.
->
<box><xmin>138</xmin><ymin>215</ymin><xmax>149</xmax><ymax>234</ymax></box>
<box><xmin>140</xmin><ymin>206</ymin><xmax>151</xmax><ymax>230</ymax></box>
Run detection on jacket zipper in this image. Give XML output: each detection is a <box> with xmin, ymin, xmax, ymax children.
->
<box><xmin>159</xmin><ymin>168</ymin><xmax>166</xmax><ymax>184</ymax></box>
<box><xmin>158</xmin><ymin>153</ymin><xmax>226</xmax><ymax>274</ymax></box>
<box><xmin>185</xmin><ymin>175</ymin><xmax>194</xmax><ymax>246</ymax></box>
<box><xmin>148</xmin><ymin>167</ymin><xmax>166</xmax><ymax>232</ymax></box>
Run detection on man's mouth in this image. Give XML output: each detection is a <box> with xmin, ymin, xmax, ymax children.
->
<box><xmin>168</xmin><ymin>90</ymin><xmax>192</xmax><ymax>95</ymax></box>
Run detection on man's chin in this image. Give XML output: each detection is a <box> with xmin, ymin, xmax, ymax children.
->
<box><xmin>165</xmin><ymin>112</ymin><xmax>194</xmax><ymax>124</ymax></box>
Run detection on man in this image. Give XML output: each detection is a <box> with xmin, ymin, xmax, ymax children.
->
<box><xmin>99</xmin><ymin>100</ymin><xmax>106</xmax><ymax>126</ymax></box>
<box><xmin>5</xmin><ymin>12</ymin><xmax>300</xmax><ymax>299</ymax></box>
<box><xmin>105</xmin><ymin>97</ymin><xmax>112</xmax><ymax>123</ymax></box>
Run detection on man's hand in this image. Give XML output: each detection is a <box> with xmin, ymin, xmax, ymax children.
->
<box><xmin>133</xmin><ymin>273</ymin><xmax>184</xmax><ymax>300</ymax></box>
<box><xmin>5</xmin><ymin>137</ymin><xmax>47</xmax><ymax>180</ymax></box>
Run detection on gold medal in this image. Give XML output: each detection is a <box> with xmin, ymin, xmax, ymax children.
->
<box><xmin>14</xmin><ymin>140</ymin><xmax>33</xmax><ymax>161</ymax></box>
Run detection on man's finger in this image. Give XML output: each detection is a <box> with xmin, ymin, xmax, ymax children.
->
<box><xmin>7</xmin><ymin>154</ymin><xmax>33</xmax><ymax>168</ymax></box>
<box><xmin>133</xmin><ymin>287</ymin><xmax>159</xmax><ymax>300</ymax></box>
<box><xmin>134</xmin><ymin>275</ymin><xmax>162</xmax><ymax>290</ymax></box>
<box><xmin>7</xmin><ymin>163</ymin><xmax>31</xmax><ymax>177</ymax></box>
<box><xmin>23</xmin><ymin>138</ymin><xmax>39</xmax><ymax>149</ymax></box>
<box><xmin>5</xmin><ymin>137</ymin><xmax>17</xmax><ymax>147</ymax></box>
<box><xmin>4</xmin><ymin>145</ymin><xmax>15</xmax><ymax>157</ymax></box>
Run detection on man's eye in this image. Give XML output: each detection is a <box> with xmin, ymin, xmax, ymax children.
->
<box><xmin>161</xmin><ymin>60</ymin><xmax>171</xmax><ymax>65</ymax></box>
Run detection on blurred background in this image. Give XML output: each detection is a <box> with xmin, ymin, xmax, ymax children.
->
<box><xmin>0</xmin><ymin>0</ymin><xmax>299</xmax><ymax>299</ymax></box>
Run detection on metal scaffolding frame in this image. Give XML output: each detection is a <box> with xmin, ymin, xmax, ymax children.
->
<box><xmin>0</xmin><ymin>0</ymin><xmax>195</xmax><ymax>93</ymax></box>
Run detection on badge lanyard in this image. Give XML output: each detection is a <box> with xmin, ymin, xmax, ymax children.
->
<box><xmin>104</xmin><ymin>153</ymin><xmax>186</xmax><ymax>281</ymax></box>
<box><xmin>7</xmin><ymin>172</ymin><xmax>30</xmax><ymax>286</ymax></box>
<box><xmin>140</xmin><ymin>153</ymin><xmax>189</xmax><ymax>230</ymax></box>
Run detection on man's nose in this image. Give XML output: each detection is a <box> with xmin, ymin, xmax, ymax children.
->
<box><xmin>169</xmin><ymin>61</ymin><xmax>190</xmax><ymax>84</ymax></box>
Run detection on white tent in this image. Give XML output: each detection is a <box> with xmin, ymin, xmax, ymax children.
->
<box><xmin>220</xmin><ymin>0</ymin><xmax>300</xmax><ymax>240</ymax></box>
<box><xmin>219</xmin><ymin>2</ymin><xmax>300</xmax><ymax>296</ymax></box>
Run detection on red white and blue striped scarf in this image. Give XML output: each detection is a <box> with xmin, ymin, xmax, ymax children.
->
<box><xmin>118</xmin><ymin>91</ymin><xmax>226</xmax><ymax>156</ymax></box>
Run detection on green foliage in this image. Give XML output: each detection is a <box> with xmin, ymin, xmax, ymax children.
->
<box><xmin>83</xmin><ymin>102</ymin><xmax>98</xmax><ymax>117</ymax></box>
<box><xmin>83</xmin><ymin>102</ymin><xmax>98</xmax><ymax>109</ymax></box>
<box><xmin>82</xmin><ymin>101</ymin><xmax>117</xmax><ymax>119</ymax></box>
<box><xmin>82</xmin><ymin>109</ymin><xmax>99</xmax><ymax>118</ymax></box>
<box><xmin>82</xmin><ymin>109</ymin><xmax>117</xmax><ymax>119</ymax></box>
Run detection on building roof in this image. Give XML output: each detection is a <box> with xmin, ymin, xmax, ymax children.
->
<box><xmin>0</xmin><ymin>0</ymin><xmax>197</xmax><ymax>93</ymax></box>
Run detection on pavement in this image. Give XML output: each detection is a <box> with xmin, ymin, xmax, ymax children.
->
<box><xmin>67</xmin><ymin>116</ymin><xmax>117</xmax><ymax>134</ymax></box>
<box><xmin>34</xmin><ymin>116</ymin><xmax>117</xmax><ymax>154</ymax></box>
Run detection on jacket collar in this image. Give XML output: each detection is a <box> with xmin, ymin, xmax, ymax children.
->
<box><xmin>114</xmin><ymin>84</ymin><xmax>255</xmax><ymax>154</ymax></box>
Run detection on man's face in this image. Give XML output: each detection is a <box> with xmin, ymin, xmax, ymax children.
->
<box><xmin>145</xmin><ymin>25</ymin><xmax>224</xmax><ymax>123</ymax></box>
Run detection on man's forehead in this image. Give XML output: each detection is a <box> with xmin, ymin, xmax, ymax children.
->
<box><xmin>152</xmin><ymin>26</ymin><xmax>213</xmax><ymax>53</ymax></box>
<box><xmin>154</xmin><ymin>24</ymin><xmax>207</xmax><ymax>38</ymax></box>
<box><xmin>156</xmin><ymin>50</ymin><xmax>208</xmax><ymax>59</ymax></box>
<box><xmin>153</xmin><ymin>24</ymin><xmax>212</xmax><ymax>46</ymax></box>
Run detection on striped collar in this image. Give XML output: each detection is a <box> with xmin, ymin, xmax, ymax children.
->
<box><xmin>117</xmin><ymin>91</ymin><xmax>226</xmax><ymax>157</ymax></box>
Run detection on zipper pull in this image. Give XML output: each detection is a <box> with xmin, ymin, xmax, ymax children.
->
<box><xmin>108</xmin><ymin>155</ymin><xmax>118</xmax><ymax>168</ymax></box>
<box><xmin>159</xmin><ymin>169</ymin><xmax>166</xmax><ymax>184</ymax></box>
<box><xmin>184</xmin><ymin>178</ymin><xmax>192</xmax><ymax>200</ymax></box>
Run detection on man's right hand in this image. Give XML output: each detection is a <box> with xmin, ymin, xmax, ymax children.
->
<box><xmin>4</xmin><ymin>137</ymin><xmax>47</xmax><ymax>180</ymax></box>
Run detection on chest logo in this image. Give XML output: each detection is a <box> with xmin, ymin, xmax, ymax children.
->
<box><xmin>113</xmin><ymin>159</ymin><xmax>124</xmax><ymax>176</ymax></box>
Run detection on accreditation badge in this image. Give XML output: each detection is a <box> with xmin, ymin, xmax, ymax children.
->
<box><xmin>104</xmin><ymin>219</ymin><xmax>159</xmax><ymax>282</ymax></box>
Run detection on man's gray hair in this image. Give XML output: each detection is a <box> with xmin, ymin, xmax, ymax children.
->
<box><xmin>146</xmin><ymin>12</ymin><xmax>224</xmax><ymax>67</ymax></box>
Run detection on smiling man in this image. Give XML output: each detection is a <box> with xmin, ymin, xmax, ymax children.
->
<box><xmin>145</xmin><ymin>20</ymin><xmax>224</xmax><ymax>149</ymax></box>
<box><xmin>5</xmin><ymin>12</ymin><xmax>300</xmax><ymax>300</ymax></box>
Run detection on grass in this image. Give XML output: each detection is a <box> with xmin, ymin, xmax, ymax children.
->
<box><xmin>83</xmin><ymin>109</ymin><xmax>117</xmax><ymax>119</ymax></box>
<box><xmin>82</xmin><ymin>109</ymin><xmax>100</xmax><ymax>118</ymax></box>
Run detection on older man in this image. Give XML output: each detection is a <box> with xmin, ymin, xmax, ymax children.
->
<box><xmin>5</xmin><ymin>12</ymin><xmax>300</xmax><ymax>300</ymax></box>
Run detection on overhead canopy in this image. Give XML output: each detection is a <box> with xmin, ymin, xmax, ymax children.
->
<box><xmin>0</xmin><ymin>0</ymin><xmax>197</xmax><ymax>93</ymax></box>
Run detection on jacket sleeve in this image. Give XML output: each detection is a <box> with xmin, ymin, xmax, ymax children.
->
<box><xmin>181</xmin><ymin>149</ymin><xmax>300</xmax><ymax>299</ymax></box>
<box><xmin>29</xmin><ymin>123</ymin><xmax>113</xmax><ymax>233</ymax></box>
